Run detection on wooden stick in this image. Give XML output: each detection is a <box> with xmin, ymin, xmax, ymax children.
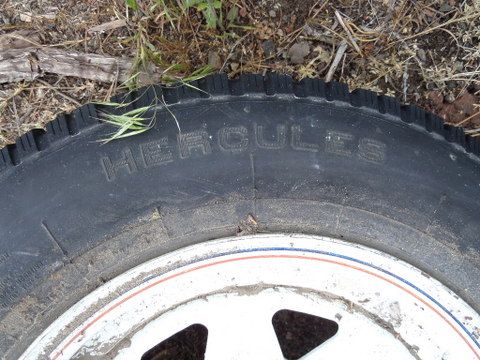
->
<box><xmin>325</xmin><ymin>40</ymin><xmax>348</xmax><ymax>82</ymax></box>
<box><xmin>0</xmin><ymin>47</ymin><xmax>162</xmax><ymax>84</ymax></box>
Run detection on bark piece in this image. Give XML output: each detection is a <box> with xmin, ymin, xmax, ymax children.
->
<box><xmin>0</xmin><ymin>49</ymin><xmax>38</xmax><ymax>83</ymax></box>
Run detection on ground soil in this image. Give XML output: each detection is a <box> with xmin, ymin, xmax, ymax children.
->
<box><xmin>0</xmin><ymin>0</ymin><xmax>479</xmax><ymax>147</ymax></box>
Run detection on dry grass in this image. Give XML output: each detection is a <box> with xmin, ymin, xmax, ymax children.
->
<box><xmin>0</xmin><ymin>0</ymin><xmax>479</xmax><ymax>146</ymax></box>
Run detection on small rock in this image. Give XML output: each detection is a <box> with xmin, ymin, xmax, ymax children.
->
<box><xmin>417</xmin><ymin>48</ymin><xmax>426</xmax><ymax>62</ymax></box>
<box><xmin>230</xmin><ymin>62</ymin><xmax>239</xmax><ymax>72</ymax></box>
<box><xmin>208</xmin><ymin>51</ymin><xmax>222</xmax><ymax>70</ymax></box>
<box><xmin>288</xmin><ymin>42</ymin><xmax>310</xmax><ymax>65</ymax></box>
<box><xmin>439</xmin><ymin>3</ymin><xmax>452</xmax><ymax>12</ymax></box>
<box><xmin>269</xmin><ymin>10</ymin><xmax>276</xmax><ymax>17</ymax></box>
<box><xmin>445</xmin><ymin>93</ymin><xmax>455</xmax><ymax>103</ymax></box>
<box><xmin>19</xmin><ymin>13</ymin><xmax>32</xmax><ymax>22</ymax></box>
<box><xmin>446</xmin><ymin>80</ymin><xmax>457</xmax><ymax>90</ymax></box>
<box><xmin>261</xmin><ymin>40</ymin><xmax>275</xmax><ymax>57</ymax></box>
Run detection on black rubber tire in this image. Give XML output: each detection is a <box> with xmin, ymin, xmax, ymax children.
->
<box><xmin>1</xmin><ymin>74</ymin><xmax>479</xmax><ymax>359</ymax></box>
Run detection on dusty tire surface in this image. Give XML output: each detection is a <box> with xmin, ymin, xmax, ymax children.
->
<box><xmin>1</xmin><ymin>74</ymin><xmax>479</xmax><ymax>359</ymax></box>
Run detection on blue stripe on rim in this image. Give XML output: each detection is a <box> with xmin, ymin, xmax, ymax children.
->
<box><xmin>179</xmin><ymin>245</ymin><xmax>480</xmax><ymax>350</ymax></box>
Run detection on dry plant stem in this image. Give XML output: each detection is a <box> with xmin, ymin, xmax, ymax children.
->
<box><xmin>88</xmin><ymin>19</ymin><xmax>127</xmax><ymax>34</ymax></box>
<box><xmin>308</xmin><ymin>0</ymin><xmax>329</xmax><ymax>18</ymax></box>
<box><xmin>220</xmin><ymin>34</ymin><xmax>249</xmax><ymax>72</ymax></box>
<box><xmin>36</xmin><ymin>79</ymin><xmax>82</xmax><ymax>107</ymax></box>
<box><xmin>448</xmin><ymin>110</ymin><xmax>480</xmax><ymax>127</ymax></box>
<box><xmin>398</xmin><ymin>12</ymin><xmax>480</xmax><ymax>42</ymax></box>
<box><xmin>326</xmin><ymin>40</ymin><xmax>348</xmax><ymax>82</ymax></box>
<box><xmin>318</xmin><ymin>23</ymin><xmax>350</xmax><ymax>46</ymax></box>
<box><xmin>334</xmin><ymin>10</ymin><xmax>362</xmax><ymax>55</ymax></box>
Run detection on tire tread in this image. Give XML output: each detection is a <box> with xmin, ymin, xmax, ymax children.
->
<box><xmin>1</xmin><ymin>73</ymin><xmax>478</xmax><ymax>170</ymax></box>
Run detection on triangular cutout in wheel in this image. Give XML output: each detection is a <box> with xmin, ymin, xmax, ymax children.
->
<box><xmin>272</xmin><ymin>309</ymin><xmax>339</xmax><ymax>360</ymax></box>
<box><xmin>141</xmin><ymin>323</ymin><xmax>208</xmax><ymax>360</ymax></box>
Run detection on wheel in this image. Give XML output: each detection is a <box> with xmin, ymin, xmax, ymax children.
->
<box><xmin>0</xmin><ymin>74</ymin><xmax>479</xmax><ymax>359</ymax></box>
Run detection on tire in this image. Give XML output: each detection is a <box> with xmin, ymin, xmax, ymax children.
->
<box><xmin>1</xmin><ymin>74</ymin><xmax>479</xmax><ymax>359</ymax></box>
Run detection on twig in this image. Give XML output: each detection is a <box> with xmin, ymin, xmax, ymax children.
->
<box><xmin>402</xmin><ymin>61</ymin><xmax>409</xmax><ymax>103</ymax></box>
<box><xmin>88</xmin><ymin>19</ymin><xmax>127</xmax><ymax>34</ymax></box>
<box><xmin>334</xmin><ymin>10</ymin><xmax>362</xmax><ymax>55</ymax></box>
<box><xmin>36</xmin><ymin>79</ymin><xmax>82</xmax><ymax>107</ymax></box>
<box><xmin>448</xmin><ymin>110</ymin><xmax>480</xmax><ymax>127</ymax></box>
<box><xmin>398</xmin><ymin>12</ymin><xmax>480</xmax><ymax>42</ymax></box>
<box><xmin>325</xmin><ymin>40</ymin><xmax>348</xmax><ymax>82</ymax></box>
<box><xmin>220</xmin><ymin>34</ymin><xmax>249</xmax><ymax>72</ymax></box>
<box><xmin>308</xmin><ymin>0</ymin><xmax>329</xmax><ymax>18</ymax></box>
<box><xmin>317</xmin><ymin>23</ymin><xmax>350</xmax><ymax>44</ymax></box>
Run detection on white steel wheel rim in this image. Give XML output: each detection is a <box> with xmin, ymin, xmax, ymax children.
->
<box><xmin>21</xmin><ymin>234</ymin><xmax>480</xmax><ymax>360</ymax></box>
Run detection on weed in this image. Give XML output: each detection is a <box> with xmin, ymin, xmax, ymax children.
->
<box><xmin>93</xmin><ymin>0</ymin><xmax>231</xmax><ymax>141</ymax></box>
<box><xmin>100</xmin><ymin>104</ymin><xmax>155</xmax><ymax>143</ymax></box>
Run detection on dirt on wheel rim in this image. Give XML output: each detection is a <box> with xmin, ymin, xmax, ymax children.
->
<box><xmin>0</xmin><ymin>0</ymin><xmax>479</xmax><ymax>147</ymax></box>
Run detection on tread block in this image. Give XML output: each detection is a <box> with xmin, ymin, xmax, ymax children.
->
<box><xmin>264</xmin><ymin>73</ymin><xmax>293</xmax><ymax>95</ymax></box>
<box><xmin>378</xmin><ymin>95</ymin><xmax>400</xmax><ymax>116</ymax></box>
<box><xmin>350</xmin><ymin>88</ymin><xmax>379</xmax><ymax>110</ymax></box>
<box><xmin>228</xmin><ymin>77</ymin><xmax>245</xmax><ymax>95</ymax></box>
<box><xmin>199</xmin><ymin>74</ymin><xmax>229</xmax><ymax>95</ymax></box>
<box><xmin>161</xmin><ymin>86</ymin><xmax>180</xmax><ymax>104</ymax></box>
<box><xmin>31</xmin><ymin>129</ymin><xmax>49</xmax><ymax>151</ymax></box>
<box><xmin>177</xmin><ymin>80</ymin><xmax>207</xmax><ymax>99</ymax></box>
<box><xmin>430</xmin><ymin>114</ymin><xmax>444</xmax><ymax>133</ymax></box>
<box><xmin>47</xmin><ymin>115</ymin><xmax>71</xmax><ymax>138</ymax></box>
<box><xmin>297</xmin><ymin>78</ymin><xmax>326</xmax><ymax>98</ymax></box>
<box><xmin>242</xmin><ymin>73</ymin><xmax>265</xmax><ymax>93</ymax></box>
<box><xmin>466</xmin><ymin>136</ymin><xmax>480</xmax><ymax>155</ymax></box>
<box><xmin>325</xmin><ymin>81</ymin><xmax>349</xmax><ymax>102</ymax></box>
<box><xmin>443</xmin><ymin>124</ymin><xmax>454</xmax><ymax>142</ymax></box>
<box><xmin>16</xmin><ymin>132</ymin><xmax>38</xmax><ymax>161</ymax></box>
<box><xmin>5</xmin><ymin>144</ymin><xmax>20</xmax><ymax>166</ymax></box>
<box><xmin>65</xmin><ymin>103</ymin><xmax>98</xmax><ymax>135</ymax></box>
<box><xmin>400</xmin><ymin>104</ymin><xmax>426</xmax><ymax>125</ymax></box>
<box><xmin>443</xmin><ymin>124</ymin><xmax>465</xmax><ymax>145</ymax></box>
<box><xmin>0</xmin><ymin>147</ymin><xmax>13</xmax><ymax>169</ymax></box>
